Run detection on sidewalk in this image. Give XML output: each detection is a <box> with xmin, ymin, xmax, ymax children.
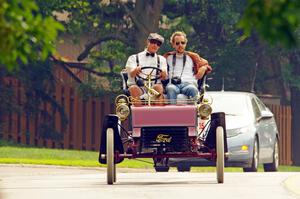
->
<box><xmin>284</xmin><ymin>173</ymin><xmax>300</xmax><ymax>196</ymax></box>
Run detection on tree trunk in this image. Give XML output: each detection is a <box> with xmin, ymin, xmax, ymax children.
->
<box><xmin>132</xmin><ymin>0</ymin><xmax>164</xmax><ymax>51</ymax></box>
<box><xmin>289</xmin><ymin>50</ymin><xmax>300</xmax><ymax>166</ymax></box>
<box><xmin>77</xmin><ymin>0</ymin><xmax>164</xmax><ymax>60</ymax></box>
<box><xmin>259</xmin><ymin>51</ymin><xmax>289</xmax><ymax>103</ymax></box>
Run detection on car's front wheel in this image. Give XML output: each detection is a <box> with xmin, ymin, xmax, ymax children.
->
<box><xmin>243</xmin><ymin>137</ymin><xmax>259</xmax><ymax>172</ymax></box>
<box><xmin>106</xmin><ymin>128</ymin><xmax>116</xmax><ymax>184</ymax></box>
<box><xmin>216</xmin><ymin>126</ymin><xmax>225</xmax><ymax>183</ymax></box>
<box><xmin>263</xmin><ymin>138</ymin><xmax>279</xmax><ymax>172</ymax></box>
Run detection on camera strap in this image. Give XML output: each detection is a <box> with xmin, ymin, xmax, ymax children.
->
<box><xmin>172</xmin><ymin>52</ymin><xmax>187</xmax><ymax>80</ymax></box>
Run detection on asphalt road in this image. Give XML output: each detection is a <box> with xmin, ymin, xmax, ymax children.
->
<box><xmin>0</xmin><ymin>164</ymin><xmax>299</xmax><ymax>199</ymax></box>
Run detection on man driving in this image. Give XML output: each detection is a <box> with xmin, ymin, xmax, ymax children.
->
<box><xmin>125</xmin><ymin>33</ymin><xmax>168</xmax><ymax>105</ymax></box>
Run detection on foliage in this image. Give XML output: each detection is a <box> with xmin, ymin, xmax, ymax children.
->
<box><xmin>77</xmin><ymin>74</ymin><xmax>122</xmax><ymax>100</ymax></box>
<box><xmin>283</xmin><ymin>49</ymin><xmax>300</xmax><ymax>90</ymax></box>
<box><xmin>238</xmin><ymin>0</ymin><xmax>300</xmax><ymax>47</ymax></box>
<box><xmin>33</xmin><ymin>0</ymin><xmax>265</xmax><ymax>94</ymax></box>
<box><xmin>0</xmin><ymin>0</ymin><xmax>64</xmax><ymax>70</ymax></box>
<box><xmin>163</xmin><ymin>0</ymin><xmax>257</xmax><ymax>91</ymax></box>
<box><xmin>33</xmin><ymin>0</ymin><xmax>166</xmax><ymax>97</ymax></box>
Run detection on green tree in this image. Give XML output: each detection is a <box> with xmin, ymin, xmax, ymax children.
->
<box><xmin>0</xmin><ymin>0</ymin><xmax>64</xmax><ymax>70</ymax></box>
<box><xmin>239</xmin><ymin>0</ymin><xmax>300</xmax><ymax>166</ymax></box>
<box><xmin>34</xmin><ymin>0</ymin><xmax>165</xmax><ymax>95</ymax></box>
<box><xmin>163</xmin><ymin>1</ymin><xmax>260</xmax><ymax>91</ymax></box>
<box><xmin>238</xmin><ymin>0</ymin><xmax>300</xmax><ymax>48</ymax></box>
<box><xmin>0</xmin><ymin>0</ymin><xmax>65</xmax><ymax>139</ymax></box>
<box><xmin>36</xmin><ymin>0</ymin><xmax>164</xmax><ymax>62</ymax></box>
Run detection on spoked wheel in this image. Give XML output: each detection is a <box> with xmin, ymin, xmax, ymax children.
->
<box><xmin>216</xmin><ymin>126</ymin><xmax>225</xmax><ymax>183</ymax></box>
<box><xmin>107</xmin><ymin>128</ymin><xmax>115</xmax><ymax>185</ymax></box>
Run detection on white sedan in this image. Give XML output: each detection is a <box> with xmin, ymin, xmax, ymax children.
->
<box><xmin>170</xmin><ymin>91</ymin><xmax>280</xmax><ymax>172</ymax></box>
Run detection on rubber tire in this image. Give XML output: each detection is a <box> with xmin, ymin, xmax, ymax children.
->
<box><xmin>107</xmin><ymin>128</ymin><xmax>115</xmax><ymax>185</ymax></box>
<box><xmin>216</xmin><ymin>126</ymin><xmax>225</xmax><ymax>183</ymax></box>
<box><xmin>177</xmin><ymin>165</ymin><xmax>191</xmax><ymax>172</ymax></box>
<box><xmin>243</xmin><ymin>138</ymin><xmax>259</xmax><ymax>172</ymax></box>
<box><xmin>154</xmin><ymin>158</ymin><xmax>169</xmax><ymax>172</ymax></box>
<box><xmin>263</xmin><ymin>138</ymin><xmax>279</xmax><ymax>172</ymax></box>
<box><xmin>154</xmin><ymin>166</ymin><xmax>170</xmax><ymax>172</ymax></box>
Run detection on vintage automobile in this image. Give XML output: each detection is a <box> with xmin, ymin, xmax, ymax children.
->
<box><xmin>98</xmin><ymin>66</ymin><xmax>228</xmax><ymax>184</ymax></box>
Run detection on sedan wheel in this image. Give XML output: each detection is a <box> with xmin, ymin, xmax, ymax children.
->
<box><xmin>263</xmin><ymin>139</ymin><xmax>279</xmax><ymax>172</ymax></box>
<box><xmin>243</xmin><ymin>138</ymin><xmax>259</xmax><ymax>172</ymax></box>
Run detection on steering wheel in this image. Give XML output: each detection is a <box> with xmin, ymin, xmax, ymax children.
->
<box><xmin>137</xmin><ymin>66</ymin><xmax>162</xmax><ymax>81</ymax></box>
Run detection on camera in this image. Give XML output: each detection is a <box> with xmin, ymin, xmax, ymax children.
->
<box><xmin>171</xmin><ymin>76</ymin><xmax>182</xmax><ymax>85</ymax></box>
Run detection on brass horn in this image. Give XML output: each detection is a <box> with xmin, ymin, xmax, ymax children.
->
<box><xmin>144</xmin><ymin>84</ymin><xmax>161</xmax><ymax>98</ymax></box>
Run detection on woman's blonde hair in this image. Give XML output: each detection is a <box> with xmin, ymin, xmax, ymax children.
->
<box><xmin>170</xmin><ymin>31</ymin><xmax>188</xmax><ymax>44</ymax></box>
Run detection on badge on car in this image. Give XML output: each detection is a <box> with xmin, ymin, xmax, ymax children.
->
<box><xmin>156</xmin><ymin>134</ymin><xmax>172</xmax><ymax>143</ymax></box>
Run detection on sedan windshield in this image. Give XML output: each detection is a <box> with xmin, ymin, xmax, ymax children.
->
<box><xmin>209</xmin><ymin>94</ymin><xmax>249</xmax><ymax>116</ymax></box>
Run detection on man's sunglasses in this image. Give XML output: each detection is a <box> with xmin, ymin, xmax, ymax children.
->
<box><xmin>149</xmin><ymin>39</ymin><xmax>162</xmax><ymax>46</ymax></box>
<box><xmin>175</xmin><ymin>41</ymin><xmax>186</xmax><ymax>45</ymax></box>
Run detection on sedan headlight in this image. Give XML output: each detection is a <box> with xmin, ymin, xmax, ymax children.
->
<box><xmin>226</xmin><ymin>126</ymin><xmax>250</xmax><ymax>138</ymax></box>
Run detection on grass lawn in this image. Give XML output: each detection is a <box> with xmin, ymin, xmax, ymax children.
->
<box><xmin>1</xmin><ymin>139</ymin><xmax>300</xmax><ymax>172</ymax></box>
<box><xmin>0</xmin><ymin>140</ymin><xmax>154</xmax><ymax>169</ymax></box>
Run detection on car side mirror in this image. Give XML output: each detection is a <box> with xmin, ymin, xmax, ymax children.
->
<box><xmin>261</xmin><ymin>110</ymin><xmax>273</xmax><ymax>118</ymax></box>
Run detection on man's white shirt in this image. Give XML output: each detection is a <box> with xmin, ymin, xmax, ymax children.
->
<box><xmin>125</xmin><ymin>50</ymin><xmax>167</xmax><ymax>86</ymax></box>
<box><xmin>166</xmin><ymin>53</ymin><xmax>197</xmax><ymax>85</ymax></box>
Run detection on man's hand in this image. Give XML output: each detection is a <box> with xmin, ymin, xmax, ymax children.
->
<box><xmin>160</xmin><ymin>70</ymin><xmax>168</xmax><ymax>80</ymax></box>
<box><xmin>130</xmin><ymin>66</ymin><xmax>142</xmax><ymax>78</ymax></box>
<box><xmin>195</xmin><ymin>65</ymin><xmax>208</xmax><ymax>79</ymax></box>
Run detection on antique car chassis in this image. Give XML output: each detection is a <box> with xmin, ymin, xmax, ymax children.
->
<box><xmin>99</xmin><ymin>67</ymin><xmax>228</xmax><ymax>184</ymax></box>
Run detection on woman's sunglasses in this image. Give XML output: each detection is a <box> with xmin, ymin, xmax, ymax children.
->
<box><xmin>149</xmin><ymin>39</ymin><xmax>162</xmax><ymax>46</ymax></box>
<box><xmin>175</xmin><ymin>41</ymin><xmax>186</xmax><ymax>46</ymax></box>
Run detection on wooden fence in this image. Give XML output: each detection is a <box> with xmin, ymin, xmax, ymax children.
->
<box><xmin>1</xmin><ymin>62</ymin><xmax>115</xmax><ymax>151</ymax></box>
<box><xmin>267</xmin><ymin>105</ymin><xmax>292</xmax><ymax>165</ymax></box>
<box><xmin>0</xmin><ymin>63</ymin><xmax>293</xmax><ymax>165</ymax></box>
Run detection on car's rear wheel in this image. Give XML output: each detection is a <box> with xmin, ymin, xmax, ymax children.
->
<box><xmin>243</xmin><ymin>137</ymin><xmax>259</xmax><ymax>172</ymax></box>
<box><xmin>154</xmin><ymin>158</ymin><xmax>169</xmax><ymax>172</ymax></box>
<box><xmin>216</xmin><ymin>126</ymin><xmax>224</xmax><ymax>183</ymax></box>
<box><xmin>263</xmin><ymin>138</ymin><xmax>279</xmax><ymax>172</ymax></box>
<box><xmin>107</xmin><ymin>128</ymin><xmax>115</xmax><ymax>184</ymax></box>
<box><xmin>154</xmin><ymin>166</ymin><xmax>170</xmax><ymax>172</ymax></box>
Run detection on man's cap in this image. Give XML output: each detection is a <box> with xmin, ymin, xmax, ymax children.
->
<box><xmin>148</xmin><ymin>33</ymin><xmax>164</xmax><ymax>44</ymax></box>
